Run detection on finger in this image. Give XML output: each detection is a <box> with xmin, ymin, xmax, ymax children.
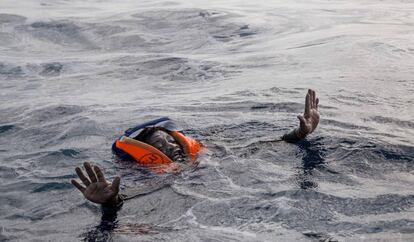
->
<box><xmin>312</xmin><ymin>90</ymin><xmax>316</xmax><ymax>108</ymax></box>
<box><xmin>304</xmin><ymin>92</ymin><xmax>311</xmax><ymax>115</ymax></box>
<box><xmin>84</xmin><ymin>162</ymin><xmax>97</xmax><ymax>183</ymax></box>
<box><xmin>316</xmin><ymin>98</ymin><xmax>319</xmax><ymax>110</ymax></box>
<box><xmin>71</xmin><ymin>179</ymin><xmax>86</xmax><ymax>193</ymax></box>
<box><xmin>111</xmin><ymin>176</ymin><xmax>121</xmax><ymax>194</ymax></box>
<box><xmin>309</xmin><ymin>89</ymin><xmax>314</xmax><ymax>109</ymax></box>
<box><xmin>75</xmin><ymin>167</ymin><xmax>91</xmax><ymax>186</ymax></box>
<box><xmin>297</xmin><ymin>115</ymin><xmax>306</xmax><ymax>127</ymax></box>
<box><xmin>94</xmin><ymin>165</ymin><xmax>106</xmax><ymax>182</ymax></box>
<box><xmin>308</xmin><ymin>89</ymin><xmax>312</xmax><ymax>108</ymax></box>
<box><xmin>311</xmin><ymin>89</ymin><xmax>316</xmax><ymax>108</ymax></box>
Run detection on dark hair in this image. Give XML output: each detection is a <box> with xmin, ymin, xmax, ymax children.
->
<box><xmin>134</xmin><ymin>127</ymin><xmax>162</xmax><ymax>142</ymax></box>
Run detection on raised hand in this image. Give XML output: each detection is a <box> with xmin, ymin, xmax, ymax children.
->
<box><xmin>297</xmin><ymin>89</ymin><xmax>320</xmax><ymax>138</ymax></box>
<box><xmin>71</xmin><ymin>162</ymin><xmax>121</xmax><ymax>205</ymax></box>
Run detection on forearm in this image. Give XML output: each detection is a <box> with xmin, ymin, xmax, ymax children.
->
<box><xmin>100</xmin><ymin>185</ymin><xmax>154</xmax><ymax>213</ymax></box>
<box><xmin>101</xmin><ymin>194</ymin><xmax>126</xmax><ymax>216</ymax></box>
<box><xmin>281</xmin><ymin>128</ymin><xmax>307</xmax><ymax>143</ymax></box>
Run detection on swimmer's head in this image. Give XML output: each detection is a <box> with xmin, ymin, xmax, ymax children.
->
<box><xmin>138</xmin><ymin>128</ymin><xmax>185</xmax><ymax>162</ymax></box>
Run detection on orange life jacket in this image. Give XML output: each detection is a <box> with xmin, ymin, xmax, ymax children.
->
<box><xmin>112</xmin><ymin>117</ymin><xmax>202</xmax><ymax>167</ymax></box>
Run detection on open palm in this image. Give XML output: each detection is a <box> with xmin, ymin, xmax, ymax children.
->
<box><xmin>71</xmin><ymin>162</ymin><xmax>120</xmax><ymax>204</ymax></box>
<box><xmin>297</xmin><ymin>89</ymin><xmax>320</xmax><ymax>137</ymax></box>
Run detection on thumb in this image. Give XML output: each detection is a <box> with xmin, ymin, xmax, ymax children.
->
<box><xmin>297</xmin><ymin>115</ymin><xmax>306</xmax><ymax>126</ymax></box>
<box><xmin>111</xmin><ymin>176</ymin><xmax>121</xmax><ymax>194</ymax></box>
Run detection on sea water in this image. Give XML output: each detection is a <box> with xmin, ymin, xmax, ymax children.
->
<box><xmin>0</xmin><ymin>0</ymin><xmax>413</xmax><ymax>241</ymax></box>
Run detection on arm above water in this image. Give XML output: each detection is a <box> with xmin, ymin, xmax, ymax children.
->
<box><xmin>71</xmin><ymin>162</ymin><xmax>124</xmax><ymax>214</ymax></box>
<box><xmin>281</xmin><ymin>89</ymin><xmax>320</xmax><ymax>143</ymax></box>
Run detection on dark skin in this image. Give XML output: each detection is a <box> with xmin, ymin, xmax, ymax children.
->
<box><xmin>71</xmin><ymin>162</ymin><xmax>121</xmax><ymax>206</ymax></box>
<box><xmin>72</xmin><ymin>89</ymin><xmax>320</xmax><ymax>206</ymax></box>
<box><xmin>144</xmin><ymin>130</ymin><xmax>185</xmax><ymax>162</ymax></box>
<box><xmin>296</xmin><ymin>89</ymin><xmax>319</xmax><ymax>139</ymax></box>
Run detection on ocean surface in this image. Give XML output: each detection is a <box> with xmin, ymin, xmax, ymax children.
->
<box><xmin>0</xmin><ymin>0</ymin><xmax>413</xmax><ymax>241</ymax></box>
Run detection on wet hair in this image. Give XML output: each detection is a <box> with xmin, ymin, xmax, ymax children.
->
<box><xmin>134</xmin><ymin>127</ymin><xmax>160</xmax><ymax>142</ymax></box>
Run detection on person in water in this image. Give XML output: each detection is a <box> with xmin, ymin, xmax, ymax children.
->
<box><xmin>71</xmin><ymin>89</ymin><xmax>320</xmax><ymax>210</ymax></box>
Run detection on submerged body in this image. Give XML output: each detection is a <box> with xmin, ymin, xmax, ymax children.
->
<box><xmin>72</xmin><ymin>89</ymin><xmax>320</xmax><ymax>214</ymax></box>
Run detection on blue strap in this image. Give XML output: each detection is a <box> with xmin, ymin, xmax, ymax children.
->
<box><xmin>124</xmin><ymin>117</ymin><xmax>170</xmax><ymax>137</ymax></box>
